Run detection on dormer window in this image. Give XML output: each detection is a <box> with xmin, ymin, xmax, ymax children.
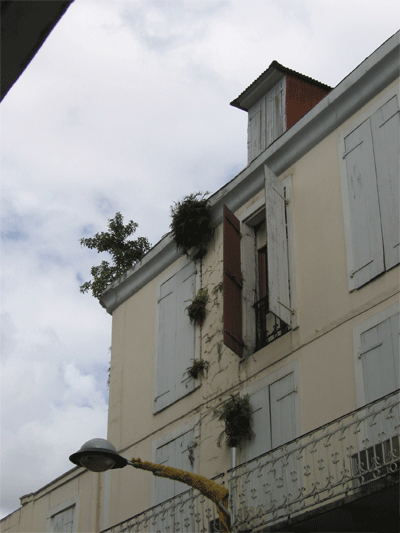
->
<box><xmin>231</xmin><ymin>61</ymin><xmax>331</xmax><ymax>164</ymax></box>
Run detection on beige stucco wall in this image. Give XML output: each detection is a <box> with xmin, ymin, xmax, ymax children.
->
<box><xmin>0</xmin><ymin>468</ymin><xmax>105</xmax><ymax>533</ymax></box>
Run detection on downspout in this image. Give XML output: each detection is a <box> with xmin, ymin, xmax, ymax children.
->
<box><xmin>230</xmin><ymin>447</ymin><xmax>237</xmax><ymax>528</ymax></box>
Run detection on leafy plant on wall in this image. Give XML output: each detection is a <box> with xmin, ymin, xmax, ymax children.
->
<box><xmin>185</xmin><ymin>359</ymin><xmax>210</xmax><ymax>381</ymax></box>
<box><xmin>186</xmin><ymin>288</ymin><xmax>209</xmax><ymax>326</ymax></box>
<box><xmin>214</xmin><ymin>394</ymin><xmax>254</xmax><ymax>448</ymax></box>
<box><xmin>170</xmin><ymin>192</ymin><xmax>214</xmax><ymax>262</ymax></box>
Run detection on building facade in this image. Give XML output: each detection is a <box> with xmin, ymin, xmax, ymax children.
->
<box><xmin>2</xmin><ymin>31</ymin><xmax>399</xmax><ymax>533</ymax></box>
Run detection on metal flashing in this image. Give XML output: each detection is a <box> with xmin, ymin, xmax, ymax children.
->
<box><xmin>230</xmin><ymin>60</ymin><xmax>332</xmax><ymax>111</ymax></box>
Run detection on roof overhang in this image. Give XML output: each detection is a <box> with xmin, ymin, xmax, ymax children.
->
<box><xmin>1</xmin><ymin>0</ymin><xmax>74</xmax><ymax>102</ymax></box>
<box><xmin>230</xmin><ymin>60</ymin><xmax>332</xmax><ymax>112</ymax></box>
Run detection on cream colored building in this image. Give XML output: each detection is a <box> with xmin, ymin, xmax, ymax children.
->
<box><xmin>2</xmin><ymin>31</ymin><xmax>399</xmax><ymax>533</ymax></box>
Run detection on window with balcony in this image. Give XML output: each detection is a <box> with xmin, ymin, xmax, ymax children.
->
<box><xmin>223</xmin><ymin>169</ymin><xmax>296</xmax><ymax>356</ymax></box>
<box><xmin>339</xmin><ymin>88</ymin><xmax>399</xmax><ymax>290</ymax></box>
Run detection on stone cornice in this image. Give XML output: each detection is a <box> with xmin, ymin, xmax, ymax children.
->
<box><xmin>100</xmin><ymin>31</ymin><xmax>399</xmax><ymax>314</ymax></box>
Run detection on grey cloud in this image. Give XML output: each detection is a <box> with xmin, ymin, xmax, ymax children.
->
<box><xmin>121</xmin><ymin>0</ymin><xmax>228</xmax><ymax>52</ymax></box>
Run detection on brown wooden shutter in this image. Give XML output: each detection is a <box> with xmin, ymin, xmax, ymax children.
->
<box><xmin>223</xmin><ymin>205</ymin><xmax>243</xmax><ymax>357</ymax></box>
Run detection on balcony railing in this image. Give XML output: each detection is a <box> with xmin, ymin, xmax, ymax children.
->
<box><xmin>229</xmin><ymin>389</ymin><xmax>399</xmax><ymax>531</ymax></box>
<box><xmin>254</xmin><ymin>296</ymin><xmax>290</xmax><ymax>350</ymax></box>
<box><xmin>102</xmin><ymin>474</ymin><xmax>227</xmax><ymax>533</ymax></box>
<box><xmin>101</xmin><ymin>391</ymin><xmax>399</xmax><ymax>533</ymax></box>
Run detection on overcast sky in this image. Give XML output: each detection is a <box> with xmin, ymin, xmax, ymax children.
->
<box><xmin>1</xmin><ymin>0</ymin><xmax>399</xmax><ymax>519</ymax></box>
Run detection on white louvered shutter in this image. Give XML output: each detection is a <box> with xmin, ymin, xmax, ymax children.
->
<box><xmin>269</xmin><ymin>373</ymin><xmax>297</xmax><ymax>449</ymax></box>
<box><xmin>360</xmin><ymin>313</ymin><xmax>400</xmax><ymax>404</ymax></box>
<box><xmin>266</xmin><ymin>77</ymin><xmax>286</xmax><ymax>147</ymax></box>
<box><xmin>342</xmin><ymin>119</ymin><xmax>385</xmax><ymax>289</ymax></box>
<box><xmin>156</xmin><ymin>263</ymin><xmax>196</xmax><ymax>412</ymax></box>
<box><xmin>265</xmin><ymin>165</ymin><xmax>293</xmax><ymax>325</ymax></box>
<box><xmin>370</xmin><ymin>95</ymin><xmax>400</xmax><ymax>271</ymax></box>
<box><xmin>175</xmin><ymin>263</ymin><xmax>196</xmax><ymax>400</ymax></box>
<box><xmin>246</xmin><ymin>387</ymin><xmax>271</xmax><ymax>462</ymax></box>
<box><xmin>156</xmin><ymin>276</ymin><xmax>176</xmax><ymax>410</ymax></box>
<box><xmin>155</xmin><ymin>430</ymin><xmax>194</xmax><ymax>504</ymax></box>
<box><xmin>248</xmin><ymin>107</ymin><xmax>262</xmax><ymax>162</ymax></box>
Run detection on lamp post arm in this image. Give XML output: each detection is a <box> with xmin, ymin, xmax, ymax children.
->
<box><xmin>128</xmin><ymin>457</ymin><xmax>230</xmax><ymax>533</ymax></box>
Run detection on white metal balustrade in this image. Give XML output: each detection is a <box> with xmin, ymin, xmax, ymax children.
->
<box><xmin>102</xmin><ymin>474</ymin><xmax>227</xmax><ymax>533</ymax></box>
<box><xmin>102</xmin><ymin>391</ymin><xmax>399</xmax><ymax>533</ymax></box>
<box><xmin>229</xmin><ymin>389</ymin><xmax>399</xmax><ymax>531</ymax></box>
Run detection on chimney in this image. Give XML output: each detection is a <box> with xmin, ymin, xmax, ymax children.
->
<box><xmin>231</xmin><ymin>61</ymin><xmax>331</xmax><ymax>164</ymax></box>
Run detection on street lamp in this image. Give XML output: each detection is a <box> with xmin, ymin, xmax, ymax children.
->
<box><xmin>70</xmin><ymin>438</ymin><xmax>230</xmax><ymax>532</ymax></box>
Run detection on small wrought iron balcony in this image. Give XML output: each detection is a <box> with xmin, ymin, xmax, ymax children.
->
<box><xmin>254</xmin><ymin>296</ymin><xmax>290</xmax><ymax>350</ymax></box>
<box><xmin>101</xmin><ymin>390</ymin><xmax>399</xmax><ymax>533</ymax></box>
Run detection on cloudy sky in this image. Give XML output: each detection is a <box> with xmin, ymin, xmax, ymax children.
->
<box><xmin>1</xmin><ymin>0</ymin><xmax>399</xmax><ymax>519</ymax></box>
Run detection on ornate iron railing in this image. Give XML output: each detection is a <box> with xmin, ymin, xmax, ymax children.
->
<box><xmin>254</xmin><ymin>296</ymin><xmax>290</xmax><ymax>350</ymax></box>
<box><xmin>102</xmin><ymin>474</ymin><xmax>226</xmax><ymax>533</ymax></box>
<box><xmin>229</xmin><ymin>389</ymin><xmax>399</xmax><ymax>531</ymax></box>
<box><xmin>101</xmin><ymin>392</ymin><xmax>399</xmax><ymax>533</ymax></box>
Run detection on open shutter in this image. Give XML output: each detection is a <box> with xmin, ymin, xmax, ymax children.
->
<box><xmin>248</xmin><ymin>107</ymin><xmax>262</xmax><ymax>162</ymax></box>
<box><xmin>265</xmin><ymin>165</ymin><xmax>293</xmax><ymax>325</ymax></box>
<box><xmin>370</xmin><ymin>95</ymin><xmax>400</xmax><ymax>271</ymax></box>
<box><xmin>223</xmin><ymin>205</ymin><xmax>243</xmax><ymax>357</ymax></box>
<box><xmin>342</xmin><ymin>119</ymin><xmax>385</xmax><ymax>289</ymax></box>
<box><xmin>269</xmin><ymin>373</ymin><xmax>297</xmax><ymax>449</ymax></box>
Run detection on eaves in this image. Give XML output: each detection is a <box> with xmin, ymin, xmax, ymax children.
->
<box><xmin>100</xmin><ymin>31</ymin><xmax>399</xmax><ymax>315</ymax></box>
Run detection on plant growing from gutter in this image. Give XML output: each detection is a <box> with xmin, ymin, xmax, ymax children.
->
<box><xmin>186</xmin><ymin>288</ymin><xmax>209</xmax><ymax>326</ymax></box>
<box><xmin>214</xmin><ymin>394</ymin><xmax>254</xmax><ymax>448</ymax></box>
<box><xmin>185</xmin><ymin>359</ymin><xmax>210</xmax><ymax>380</ymax></box>
<box><xmin>170</xmin><ymin>192</ymin><xmax>214</xmax><ymax>261</ymax></box>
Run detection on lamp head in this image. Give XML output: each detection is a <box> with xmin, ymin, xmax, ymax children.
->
<box><xmin>69</xmin><ymin>438</ymin><xmax>128</xmax><ymax>472</ymax></box>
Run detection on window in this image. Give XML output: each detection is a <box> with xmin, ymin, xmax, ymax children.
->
<box><xmin>245</xmin><ymin>370</ymin><xmax>299</xmax><ymax>461</ymax></box>
<box><xmin>46</xmin><ymin>497</ymin><xmax>79</xmax><ymax>533</ymax></box>
<box><xmin>353</xmin><ymin>303</ymin><xmax>399</xmax><ymax>407</ymax></box>
<box><xmin>247</xmin><ymin>78</ymin><xmax>286</xmax><ymax>163</ymax></box>
<box><xmin>153</xmin><ymin>424</ymin><xmax>197</xmax><ymax>505</ymax></box>
<box><xmin>339</xmin><ymin>89</ymin><xmax>399</xmax><ymax>290</ymax></box>
<box><xmin>154</xmin><ymin>261</ymin><xmax>197</xmax><ymax>412</ymax></box>
<box><xmin>239</xmin><ymin>364</ymin><xmax>300</xmax><ymax>515</ymax></box>
<box><xmin>352</xmin><ymin>304</ymin><xmax>399</xmax><ymax>484</ymax></box>
<box><xmin>223</xmin><ymin>169</ymin><xmax>296</xmax><ymax>356</ymax></box>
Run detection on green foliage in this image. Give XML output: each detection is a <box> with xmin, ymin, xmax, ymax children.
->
<box><xmin>80</xmin><ymin>212</ymin><xmax>151</xmax><ymax>301</ymax></box>
<box><xmin>185</xmin><ymin>358</ymin><xmax>210</xmax><ymax>380</ymax></box>
<box><xmin>186</xmin><ymin>288</ymin><xmax>209</xmax><ymax>326</ymax></box>
<box><xmin>214</xmin><ymin>394</ymin><xmax>254</xmax><ymax>448</ymax></box>
<box><xmin>170</xmin><ymin>192</ymin><xmax>214</xmax><ymax>261</ymax></box>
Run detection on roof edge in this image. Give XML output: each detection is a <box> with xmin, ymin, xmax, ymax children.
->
<box><xmin>100</xmin><ymin>31</ymin><xmax>399</xmax><ymax>315</ymax></box>
<box><xmin>230</xmin><ymin>60</ymin><xmax>332</xmax><ymax>111</ymax></box>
